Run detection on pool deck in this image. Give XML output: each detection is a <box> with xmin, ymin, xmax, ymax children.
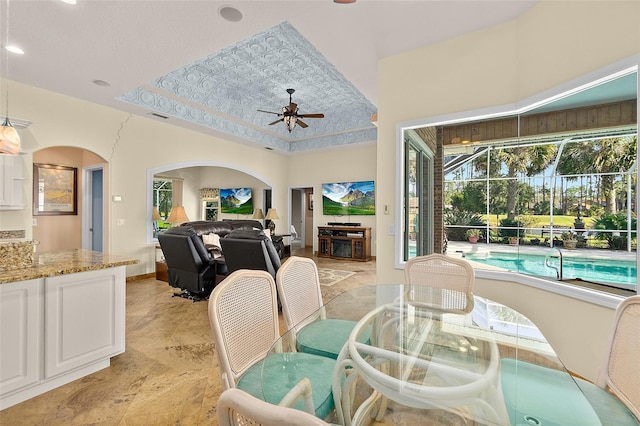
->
<box><xmin>446</xmin><ymin>240</ymin><xmax>637</xmax><ymax>296</ymax></box>
<box><xmin>447</xmin><ymin>241</ymin><xmax>637</xmax><ymax>262</ymax></box>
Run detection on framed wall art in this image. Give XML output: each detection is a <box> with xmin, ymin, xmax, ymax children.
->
<box><xmin>220</xmin><ymin>187</ymin><xmax>253</xmax><ymax>214</ymax></box>
<box><xmin>33</xmin><ymin>163</ymin><xmax>78</xmax><ymax>215</ymax></box>
<box><xmin>321</xmin><ymin>180</ymin><xmax>375</xmax><ymax>216</ymax></box>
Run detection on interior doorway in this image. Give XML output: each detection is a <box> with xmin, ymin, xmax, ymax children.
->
<box><xmin>83</xmin><ymin>165</ymin><xmax>104</xmax><ymax>252</ymax></box>
<box><xmin>290</xmin><ymin>187</ymin><xmax>313</xmax><ymax>248</ymax></box>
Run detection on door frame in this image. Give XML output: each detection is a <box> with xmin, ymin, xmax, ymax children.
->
<box><xmin>82</xmin><ymin>164</ymin><xmax>105</xmax><ymax>251</ymax></box>
<box><xmin>289</xmin><ymin>186</ymin><xmax>313</xmax><ymax>248</ymax></box>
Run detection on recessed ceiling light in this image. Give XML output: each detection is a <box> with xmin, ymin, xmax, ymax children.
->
<box><xmin>60</xmin><ymin>0</ymin><xmax>77</xmax><ymax>4</ymax></box>
<box><xmin>92</xmin><ymin>79</ymin><xmax>111</xmax><ymax>87</ymax></box>
<box><xmin>219</xmin><ymin>6</ymin><xmax>243</xmax><ymax>22</ymax></box>
<box><xmin>5</xmin><ymin>45</ymin><xmax>24</xmax><ymax>55</ymax></box>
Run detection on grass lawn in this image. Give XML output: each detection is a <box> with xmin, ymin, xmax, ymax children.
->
<box><xmin>482</xmin><ymin>214</ymin><xmax>595</xmax><ymax>228</ymax></box>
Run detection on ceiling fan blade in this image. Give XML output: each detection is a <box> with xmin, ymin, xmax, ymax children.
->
<box><xmin>258</xmin><ymin>109</ymin><xmax>281</xmax><ymax>115</ymax></box>
<box><xmin>299</xmin><ymin>113</ymin><xmax>324</xmax><ymax>119</ymax></box>
<box><xmin>297</xmin><ymin>119</ymin><xmax>308</xmax><ymax>128</ymax></box>
<box><xmin>268</xmin><ymin>118</ymin><xmax>284</xmax><ymax>125</ymax></box>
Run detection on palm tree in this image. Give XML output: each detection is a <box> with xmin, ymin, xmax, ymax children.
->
<box><xmin>496</xmin><ymin>144</ymin><xmax>557</xmax><ymax>220</ymax></box>
<box><xmin>556</xmin><ymin>136</ymin><xmax>636</xmax><ymax>214</ymax></box>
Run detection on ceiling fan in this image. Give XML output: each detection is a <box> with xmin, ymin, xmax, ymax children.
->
<box><xmin>258</xmin><ymin>88</ymin><xmax>325</xmax><ymax>133</ymax></box>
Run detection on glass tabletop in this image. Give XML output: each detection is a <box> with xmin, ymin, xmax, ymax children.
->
<box><xmin>262</xmin><ymin>284</ymin><xmax>601</xmax><ymax>425</ymax></box>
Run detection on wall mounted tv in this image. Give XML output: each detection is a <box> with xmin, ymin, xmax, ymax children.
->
<box><xmin>322</xmin><ymin>180</ymin><xmax>375</xmax><ymax>216</ymax></box>
<box><xmin>220</xmin><ymin>187</ymin><xmax>253</xmax><ymax>214</ymax></box>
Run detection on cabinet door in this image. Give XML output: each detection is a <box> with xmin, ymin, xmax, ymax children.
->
<box><xmin>0</xmin><ymin>279</ymin><xmax>42</xmax><ymax>396</ymax></box>
<box><xmin>0</xmin><ymin>155</ymin><xmax>24</xmax><ymax>209</ymax></box>
<box><xmin>353</xmin><ymin>239</ymin><xmax>365</xmax><ymax>259</ymax></box>
<box><xmin>318</xmin><ymin>236</ymin><xmax>330</xmax><ymax>256</ymax></box>
<box><xmin>44</xmin><ymin>267</ymin><xmax>125</xmax><ymax>378</ymax></box>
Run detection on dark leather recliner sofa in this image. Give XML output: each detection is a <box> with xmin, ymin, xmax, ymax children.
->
<box><xmin>219</xmin><ymin>229</ymin><xmax>282</xmax><ymax>279</ymax></box>
<box><xmin>158</xmin><ymin>220</ymin><xmax>262</xmax><ymax>300</ymax></box>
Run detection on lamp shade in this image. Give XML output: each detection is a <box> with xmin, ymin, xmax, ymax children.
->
<box><xmin>152</xmin><ymin>206</ymin><xmax>161</xmax><ymax>221</ymax></box>
<box><xmin>265</xmin><ymin>208</ymin><xmax>279</xmax><ymax>220</ymax></box>
<box><xmin>0</xmin><ymin>118</ymin><xmax>21</xmax><ymax>155</ymax></box>
<box><xmin>166</xmin><ymin>206</ymin><xmax>189</xmax><ymax>225</ymax></box>
<box><xmin>252</xmin><ymin>208</ymin><xmax>265</xmax><ymax>219</ymax></box>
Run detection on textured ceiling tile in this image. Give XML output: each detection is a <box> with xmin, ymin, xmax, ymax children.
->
<box><xmin>117</xmin><ymin>21</ymin><xmax>377</xmax><ymax>152</ymax></box>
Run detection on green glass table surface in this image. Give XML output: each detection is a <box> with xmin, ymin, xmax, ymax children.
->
<box><xmin>261</xmin><ymin>285</ymin><xmax>606</xmax><ymax>426</ymax></box>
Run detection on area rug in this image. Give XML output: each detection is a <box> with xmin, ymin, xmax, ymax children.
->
<box><xmin>317</xmin><ymin>268</ymin><xmax>356</xmax><ymax>286</ymax></box>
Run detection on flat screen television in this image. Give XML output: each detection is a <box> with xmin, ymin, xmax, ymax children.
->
<box><xmin>322</xmin><ymin>180</ymin><xmax>375</xmax><ymax>216</ymax></box>
<box><xmin>220</xmin><ymin>187</ymin><xmax>253</xmax><ymax>214</ymax></box>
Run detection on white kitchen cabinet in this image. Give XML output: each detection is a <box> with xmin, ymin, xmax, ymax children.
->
<box><xmin>0</xmin><ymin>266</ymin><xmax>126</xmax><ymax>410</ymax></box>
<box><xmin>0</xmin><ymin>278</ymin><xmax>42</xmax><ymax>396</ymax></box>
<box><xmin>0</xmin><ymin>154</ymin><xmax>25</xmax><ymax>210</ymax></box>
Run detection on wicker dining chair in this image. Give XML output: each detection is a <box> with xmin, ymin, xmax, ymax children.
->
<box><xmin>403</xmin><ymin>253</ymin><xmax>476</xmax><ymax>313</ymax></box>
<box><xmin>208</xmin><ymin>269</ymin><xmax>336</xmax><ymax>420</ymax></box>
<box><xmin>501</xmin><ymin>295</ymin><xmax>640</xmax><ymax>425</ymax></box>
<box><xmin>591</xmin><ymin>295</ymin><xmax>640</xmax><ymax>420</ymax></box>
<box><xmin>217</xmin><ymin>379</ymin><xmax>332</xmax><ymax>426</ymax></box>
<box><xmin>276</xmin><ymin>256</ymin><xmax>360</xmax><ymax>359</ymax></box>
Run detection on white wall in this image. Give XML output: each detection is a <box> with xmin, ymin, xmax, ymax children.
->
<box><xmin>376</xmin><ymin>1</ymin><xmax>639</xmax><ymax>378</ymax></box>
<box><xmin>0</xmin><ymin>81</ymin><xmax>378</xmax><ymax>274</ymax></box>
<box><xmin>287</xmin><ymin>142</ymin><xmax>377</xmax><ymax>255</ymax></box>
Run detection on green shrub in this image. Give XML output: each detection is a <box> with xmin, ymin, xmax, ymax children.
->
<box><xmin>593</xmin><ymin>213</ymin><xmax>637</xmax><ymax>250</ymax></box>
<box><xmin>444</xmin><ymin>210</ymin><xmax>485</xmax><ymax>241</ymax></box>
<box><xmin>498</xmin><ymin>218</ymin><xmax>524</xmax><ymax>238</ymax></box>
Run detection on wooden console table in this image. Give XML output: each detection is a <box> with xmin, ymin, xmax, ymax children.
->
<box><xmin>155</xmin><ymin>245</ymin><xmax>168</xmax><ymax>282</ymax></box>
<box><xmin>317</xmin><ymin>226</ymin><xmax>371</xmax><ymax>262</ymax></box>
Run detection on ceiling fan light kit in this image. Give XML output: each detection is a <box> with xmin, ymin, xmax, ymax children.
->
<box><xmin>258</xmin><ymin>88</ymin><xmax>325</xmax><ymax>133</ymax></box>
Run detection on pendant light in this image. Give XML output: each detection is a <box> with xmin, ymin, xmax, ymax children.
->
<box><xmin>0</xmin><ymin>0</ymin><xmax>21</xmax><ymax>155</ymax></box>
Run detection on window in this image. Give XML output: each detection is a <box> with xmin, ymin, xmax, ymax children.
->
<box><xmin>152</xmin><ymin>177</ymin><xmax>183</xmax><ymax>236</ymax></box>
<box><xmin>399</xmin><ymin>63</ymin><xmax>637</xmax><ymax>296</ymax></box>
<box><xmin>153</xmin><ymin>179</ymin><xmax>173</xmax><ymax>223</ymax></box>
<box><xmin>403</xmin><ymin>131</ymin><xmax>434</xmax><ymax>261</ymax></box>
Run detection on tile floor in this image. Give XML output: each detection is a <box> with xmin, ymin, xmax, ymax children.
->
<box><xmin>0</xmin><ymin>247</ymin><xmax>377</xmax><ymax>426</ymax></box>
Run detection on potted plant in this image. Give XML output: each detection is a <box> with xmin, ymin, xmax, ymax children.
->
<box><xmin>465</xmin><ymin>228</ymin><xmax>482</xmax><ymax>244</ymax></box>
<box><xmin>499</xmin><ymin>217</ymin><xmax>523</xmax><ymax>246</ymax></box>
<box><xmin>562</xmin><ymin>231</ymin><xmax>577</xmax><ymax>250</ymax></box>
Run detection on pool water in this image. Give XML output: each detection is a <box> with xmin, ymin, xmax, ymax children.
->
<box><xmin>463</xmin><ymin>251</ymin><xmax>636</xmax><ymax>287</ymax></box>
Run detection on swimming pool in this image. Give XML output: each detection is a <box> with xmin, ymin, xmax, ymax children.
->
<box><xmin>462</xmin><ymin>251</ymin><xmax>636</xmax><ymax>288</ymax></box>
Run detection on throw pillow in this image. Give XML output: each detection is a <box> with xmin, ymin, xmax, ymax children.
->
<box><xmin>202</xmin><ymin>233</ymin><xmax>222</xmax><ymax>259</ymax></box>
<box><xmin>202</xmin><ymin>232</ymin><xmax>220</xmax><ymax>247</ymax></box>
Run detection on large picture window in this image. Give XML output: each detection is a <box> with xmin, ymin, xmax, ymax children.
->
<box><xmin>400</xmin><ymin>64</ymin><xmax>637</xmax><ymax>296</ymax></box>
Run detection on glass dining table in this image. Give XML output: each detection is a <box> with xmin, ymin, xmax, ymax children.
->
<box><xmin>261</xmin><ymin>284</ymin><xmax>604</xmax><ymax>426</ymax></box>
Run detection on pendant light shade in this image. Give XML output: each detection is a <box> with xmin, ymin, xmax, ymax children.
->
<box><xmin>2</xmin><ymin>0</ymin><xmax>21</xmax><ymax>156</ymax></box>
<box><xmin>0</xmin><ymin>117</ymin><xmax>20</xmax><ymax>155</ymax></box>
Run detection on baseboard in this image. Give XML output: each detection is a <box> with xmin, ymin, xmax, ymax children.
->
<box><xmin>127</xmin><ymin>273</ymin><xmax>155</xmax><ymax>282</ymax></box>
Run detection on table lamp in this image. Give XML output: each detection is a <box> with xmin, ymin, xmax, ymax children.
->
<box><xmin>166</xmin><ymin>206</ymin><xmax>189</xmax><ymax>226</ymax></box>
<box><xmin>152</xmin><ymin>206</ymin><xmax>161</xmax><ymax>235</ymax></box>
<box><xmin>265</xmin><ymin>208</ymin><xmax>279</xmax><ymax>235</ymax></box>
<box><xmin>252</xmin><ymin>207</ymin><xmax>265</xmax><ymax>220</ymax></box>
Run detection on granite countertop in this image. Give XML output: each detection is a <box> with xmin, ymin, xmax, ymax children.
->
<box><xmin>0</xmin><ymin>249</ymin><xmax>139</xmax><ymax>284</ymax></box>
